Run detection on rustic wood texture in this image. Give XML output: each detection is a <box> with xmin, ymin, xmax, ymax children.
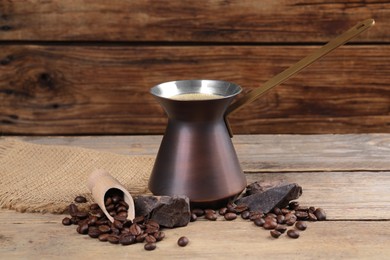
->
<box><xmin>18</xmin><ymin>134</ymin><xmax>390</xmax><ymax>172</ymax></box>
<box><xmin>1</xmin><ymin>0</ymin><xmax>389</xmax><ymax>135</ymax></box>
<box><xmin>1</xmin><ymin>45</ymin><xmax>389</xmax><ymax>134</ymax></box>
<box><xmin>0</xmin><ymin>0</ymin><xmax>387</xmax><ymax>42</ymax></box>
<box><xmin>0</xmin><ymin>135</ymin><xmax>389</xmax><ymax>258</ymax></box>
<box><xmin>1</xmin><ymin>211</ymin><xmax>389</xmax><ymax>259</ymax></box>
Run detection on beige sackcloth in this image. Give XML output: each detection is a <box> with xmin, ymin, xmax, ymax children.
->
<box><xmin>0</xmin><ymin>139</ymin><xmax>154</xmax><ymax>213</ymax></box>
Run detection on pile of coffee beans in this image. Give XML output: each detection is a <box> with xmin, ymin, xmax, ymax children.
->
<box><xmin>62</xmin><ymin>192</ymin><xmax>326</xmax><ymax>250</ymax></box>
<box><xmin>62</xmin><ymin>192</ymin><xmax>166</xmax><ymax>251</ymax></box>
<box><xmin>190</xmin><ymin>201</ymin><xmax>326</xmax><ymax>239</ymax></box>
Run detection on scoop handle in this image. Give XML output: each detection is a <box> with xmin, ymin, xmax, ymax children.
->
<box><xmin>225</xmin><ymin>18</ymin><xmax>375</xmax><ymax>121</ymax></box>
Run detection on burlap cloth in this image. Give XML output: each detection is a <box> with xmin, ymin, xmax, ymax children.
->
<box><xmin>0</xmin><ymin>138</ymin><xmax>154</xmax><ymax>213</ymax></box>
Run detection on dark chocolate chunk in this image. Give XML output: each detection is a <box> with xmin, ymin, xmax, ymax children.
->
<box><xmin>235</xmin><ymin>183</ymin><xmax>302</xmax><ymax>213</ymax></box>
<box><xmin>134</xmin><ymin>195</ymin><xmax>191</xmax><ymax>228</ymax></box>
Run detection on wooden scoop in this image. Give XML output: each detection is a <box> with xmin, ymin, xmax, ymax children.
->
<box><xmin>225</xmin><ymin>18</ymin><xmax>375</xmax><ymax>136</ymax></box>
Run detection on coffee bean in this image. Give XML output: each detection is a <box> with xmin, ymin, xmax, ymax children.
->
<box><xmin>249</xmin><ymin>211</ymin><xmax>263</xmax><ymax>221</ymax></box>
<box><xmin>62</xmin><ymin>217</ymin><xmax>71</xmax><ymax>226</ymax></box>
<box><xmin>98</xmin><ymin>233</ymin><xmax>110</xmax><ymax>242</ymax></box>
<box><xmin>133</xmin><ymin>216</ymin><xmax>145</xmax><ymax>224</ymax></box>
<box><xmin>275</xmin><ymin>224</ymin><xmax>287</xmax><ymax>234</ymax></box>
<box><xmin>289</xmin><ymin>201</ymin><xmax>299</xmax><ymax>210</ymax></box>
<box><xmin>68</xmin><ymin>204</ymin><xmax>78</xmax><ymax>217</ymax></box>
<box><xmin>314</xmin><ymin>208</ymin><xmax>326</xmax><ymax>221</ymax></box>
<box><xmin>114</xmin><ymin>214</ymin><xmax>127</xmax><ymax>222</ymax></box>
<box><xmin>117</xmin><ymin>207</ymin><xmax>128</xmax><ymax>214</ymax></box>
<box><xmin>119</xmin><ymin>234</ymin><xmax>136</xmax><ymax>245</ymax></box>
<box><xmin>111</xmin><ymin>227</ymin><xmax>121</xmax><ymax>236</ymax></box>
<box><xmin>98</xmin><ymin>225</ymin><xmax>111</xmax><ymax>233</ymax></box>
<box><xmin>266</xmin><ymin>213</ymin><xmax>277</xmax><ymax>219</ymax></box>
<box><xmin>295</xmin><ymin>211</ymin><xmax>308</xmax><ymax>220</ymax></box>
<box><xmin>178</xmin><ymin>236</ymin><xmax>189</xmax><ymax>247</ymax></box>
<box><xmin>129</xmin><ymin>223</ymin><xmax>142</xmax><ymax>236</ymax></box>
<box><xmin>145</xmin><ymin>220</ymin><xmax>159</xmax><ymax>234</ymax></box>
<box><xmin>145</xmin><ymin>235</ymin><xmax>157</xmax><ymax>243</ymax></box>
<box><xmin>154</xmin><ymin>231</ymin><xmax>165</xmax><ymax>241</ymax></box>
<box><xmin>144</xmin><ymin>242</ymin><xmax>157</xmax><ymax>251</ymax></box>
<box><xmin>204</xmin><ymin>209</ymin><xmax>216</xmax><ymax>214</ymax></box>
<box><xmin>273</xmin><ymin>207</ymin><xmax>282</xmax><ymax>215</ymax></box>
<box><xmin>287</xmin><ymin>229</ymin><xmax>300</xmax><ymax>239</ymax></box>
<box><xmin>70</xmin><ymin>216</ymin><xmax>79</xmax><ymax>225</ymax></box>
<box><xmin>226</xmin><ymin>203</ymin><xmax>236</xmax><ymax>213</ymax></box>
<box><xmin>136</xmin><ymin>233</ymin><xmax>148</xmax><ymax>243</ymax></box>
<box><xmin>109</xmin><ymin>210</ymin><xmax>116</xmax><ymax>217</ymax></box>
<box><xmin>77</xmin><ymin>223</ymin><xmax>89</xmax><ymax>235</ymax></box>
<box><xmin>205</xmin><ymin>211</ymin><xmax>217</xmax><ymax>221</ymax></box>
<box><xmin>295</xmin><ymin>221</ymin><xmax>307</xmax><ymax>231</ymax></box>
<box><xmin>76</xmin><ymin>211</ymin><xmax>89</xmax><ymax>219</ymax></box>
<box><xmin>281</xmin><ymin>208</ymin><xmax>290</xmax><ymax>215</ymax></box>
<box><xmin>88</xmin><ymin>227</ymin><xmax>101</xmax><ymax>238</ymax></box>
<box><xmin>146</xmin><ymin>220</ymin><xmax>160</xmax><ymax>229</ymax></box>
<box><xmin>95</xmin><ymin>219</ymin><xmax>108</xmax><ymax>226</ymax></box>
<box><xmin>119</xmin><ymin>200</ymin><xmax>129</xmax><ymax>209</ymax></box>
<box><xmin>286</xmin><ymin>219</ymin><xmax>296</xmax><ymax>226</ymax></box>
<box><xmin>224</xmin><ymin>212</ymin><xmax>237</xmax><ymax>221</ymax></box>
<box><xmin>263</xmin><ymin>221</ymin><xmax>277</xmax><ymax>230</ymax></box>
<box><xmin>253</xmin><ymin>218</ymin><xmax>265</xmax><ymax>227</ymax></box>
<box><xmin>74</xmin><ymin>196</ymin><xmax>87</xmax><ymax>203</ymax></box>
<box><xmin>308</xmin><ymin>212</ymin><xmax>318</xmax><ymax>221</ymax></box>
<box><xmin>296</xmin><ymin>206</ymin><xmax>309</xmax><ymax>212</ymax></box>
<box><xmin>234</xmin><ymin>204</ymin><xmax>248</xmax><ymax>214</ymax></box>
<box><xmin>270</xmin><ymin>230</ymin><xmax>282</xmax><ymax>238</ymax></box>
<box><xmin>276</xmin><ymin>215</ymin><xmax>285</xmax><ymax>224</ymax></box>
<box><xmin>190</xmin><ymin>213</ymin><xmax>197</xmax><ymax>222</ymax></box>
<box><xmin>191</xmin><ymin>208</ymin><xmax>204</xmax><ymax>217</ymax></box>
<box><xmin>121</xmin><ymin>227</ymin><xmax>130</xmax><ymax>234</ymax></box>
<box><xmin>241</xmin><ymin>210</ymin><xmax>250</xmax><ymax>220</ymax></box>
<box><xmin>113</xmin><ymin>220</ymin><xmax>123</xmax><ymax>229</ymax></box>
<box><xmin>285</xmin><ymin>213</ymin><xmax>297</xmax><ymax>226</ymax></box>
<box><xmin>90</xmin><ymin>203</ymin><xmax>100</xmax><ymax>210</ymax></box>
<box><xmin>264</xmin><ymin>215</ymin><xmax>276</xmax><ymax>223</ymax></box>
<box><xmin>91</xmin><ymin>210</ymin><xmax>105</xmax><ymax>219</ymax></box>
<box><xmin>107</xmin><ymin>235</ymin><xmax>119</xmax><ymax>244</ymax></box>
<box><xmin>219</xmin><ymin>207</ymin><xmax>228</xmax><ymax>215</ymax></box>
<box><xmin>145</xmin><ymin>227</ymin><xmax>158</xmax><ymax>235</ymax></box>
<box><xmin>88</xmin><ymin>216</ymin><xmax>98</xmax><ymax>226</ymax></box>
<box><xmin>309</xmin><ymin>206</ymin><xmax>316</xmax><ymax>213</ymax></box>
<box><xmin>106</xmin><ymin>204</ymin><xmax>115</xmax><ymax>211</ymax></box>
<box><xmin>105</xmin><ymin>197</ymin><xmax>112</xmax><ymax>206</ymax></box>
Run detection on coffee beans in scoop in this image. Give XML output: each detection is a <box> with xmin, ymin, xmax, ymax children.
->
<box><xmin>62</xmin><ymin>192</ymin><xmax>166</xmax><ymax>251</ymax></box>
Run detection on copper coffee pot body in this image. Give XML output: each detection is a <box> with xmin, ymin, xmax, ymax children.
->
<box><xmin>149</xmin><ymin>80</ymin><xmax>247</xmax><ymax>207</ymax></box>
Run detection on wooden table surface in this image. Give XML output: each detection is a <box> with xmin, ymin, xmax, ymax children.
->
<box><xmin>1</xmin><ymin>134</ymin><xmax>389</xmax><ymax>259</ymax></box>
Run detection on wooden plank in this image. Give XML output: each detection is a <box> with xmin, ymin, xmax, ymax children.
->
<box><xmin>0</xmin><ymin>0</ymin><xmax>387</xmax><ymax>42</ymax></box>
<box><xmin>15</xmin><ymin>134</ymin><xmax>390</xmax><ymax>172</ymax></box>
<box><xmin>0</xmin><ymin>210</ymin><xmax>389</xmax><ymax>259</ymax></box>
<box><xmin>1</xmin><ymin>45</ymin><xmax>389</xmax><ymax>135</ymax></box>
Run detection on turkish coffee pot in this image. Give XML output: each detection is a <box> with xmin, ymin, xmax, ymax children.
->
<box><xmin>148</xmin><ymin>19</ymin><xmax>374</xmax><ymax>207</ymax></box>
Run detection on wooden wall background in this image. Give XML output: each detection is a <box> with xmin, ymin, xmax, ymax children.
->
<box><xmin>0</xmin><ymin>0</ymin><xmax>389</xmax><ymax>135</ymax></box>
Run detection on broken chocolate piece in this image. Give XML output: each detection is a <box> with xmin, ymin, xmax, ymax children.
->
<box><xmin>134</xmin><ymin>195</ymin><xmax>191</xmax><ymax>228</ymax></box>
<box><xmin>236</xmin><ymin>183</ymin><xmax>302</xmax><ymax>213</ymax></box>
<box><xmin>245</xmin><ymin>180</ymin><xmax>285</xmax><ymax>196</ymax></box>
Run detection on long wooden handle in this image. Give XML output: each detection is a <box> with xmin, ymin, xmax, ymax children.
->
<box><xmin>226</xmin><ymin>18</ymin><xmax>375</xmax><ymax>117</ymax></box>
